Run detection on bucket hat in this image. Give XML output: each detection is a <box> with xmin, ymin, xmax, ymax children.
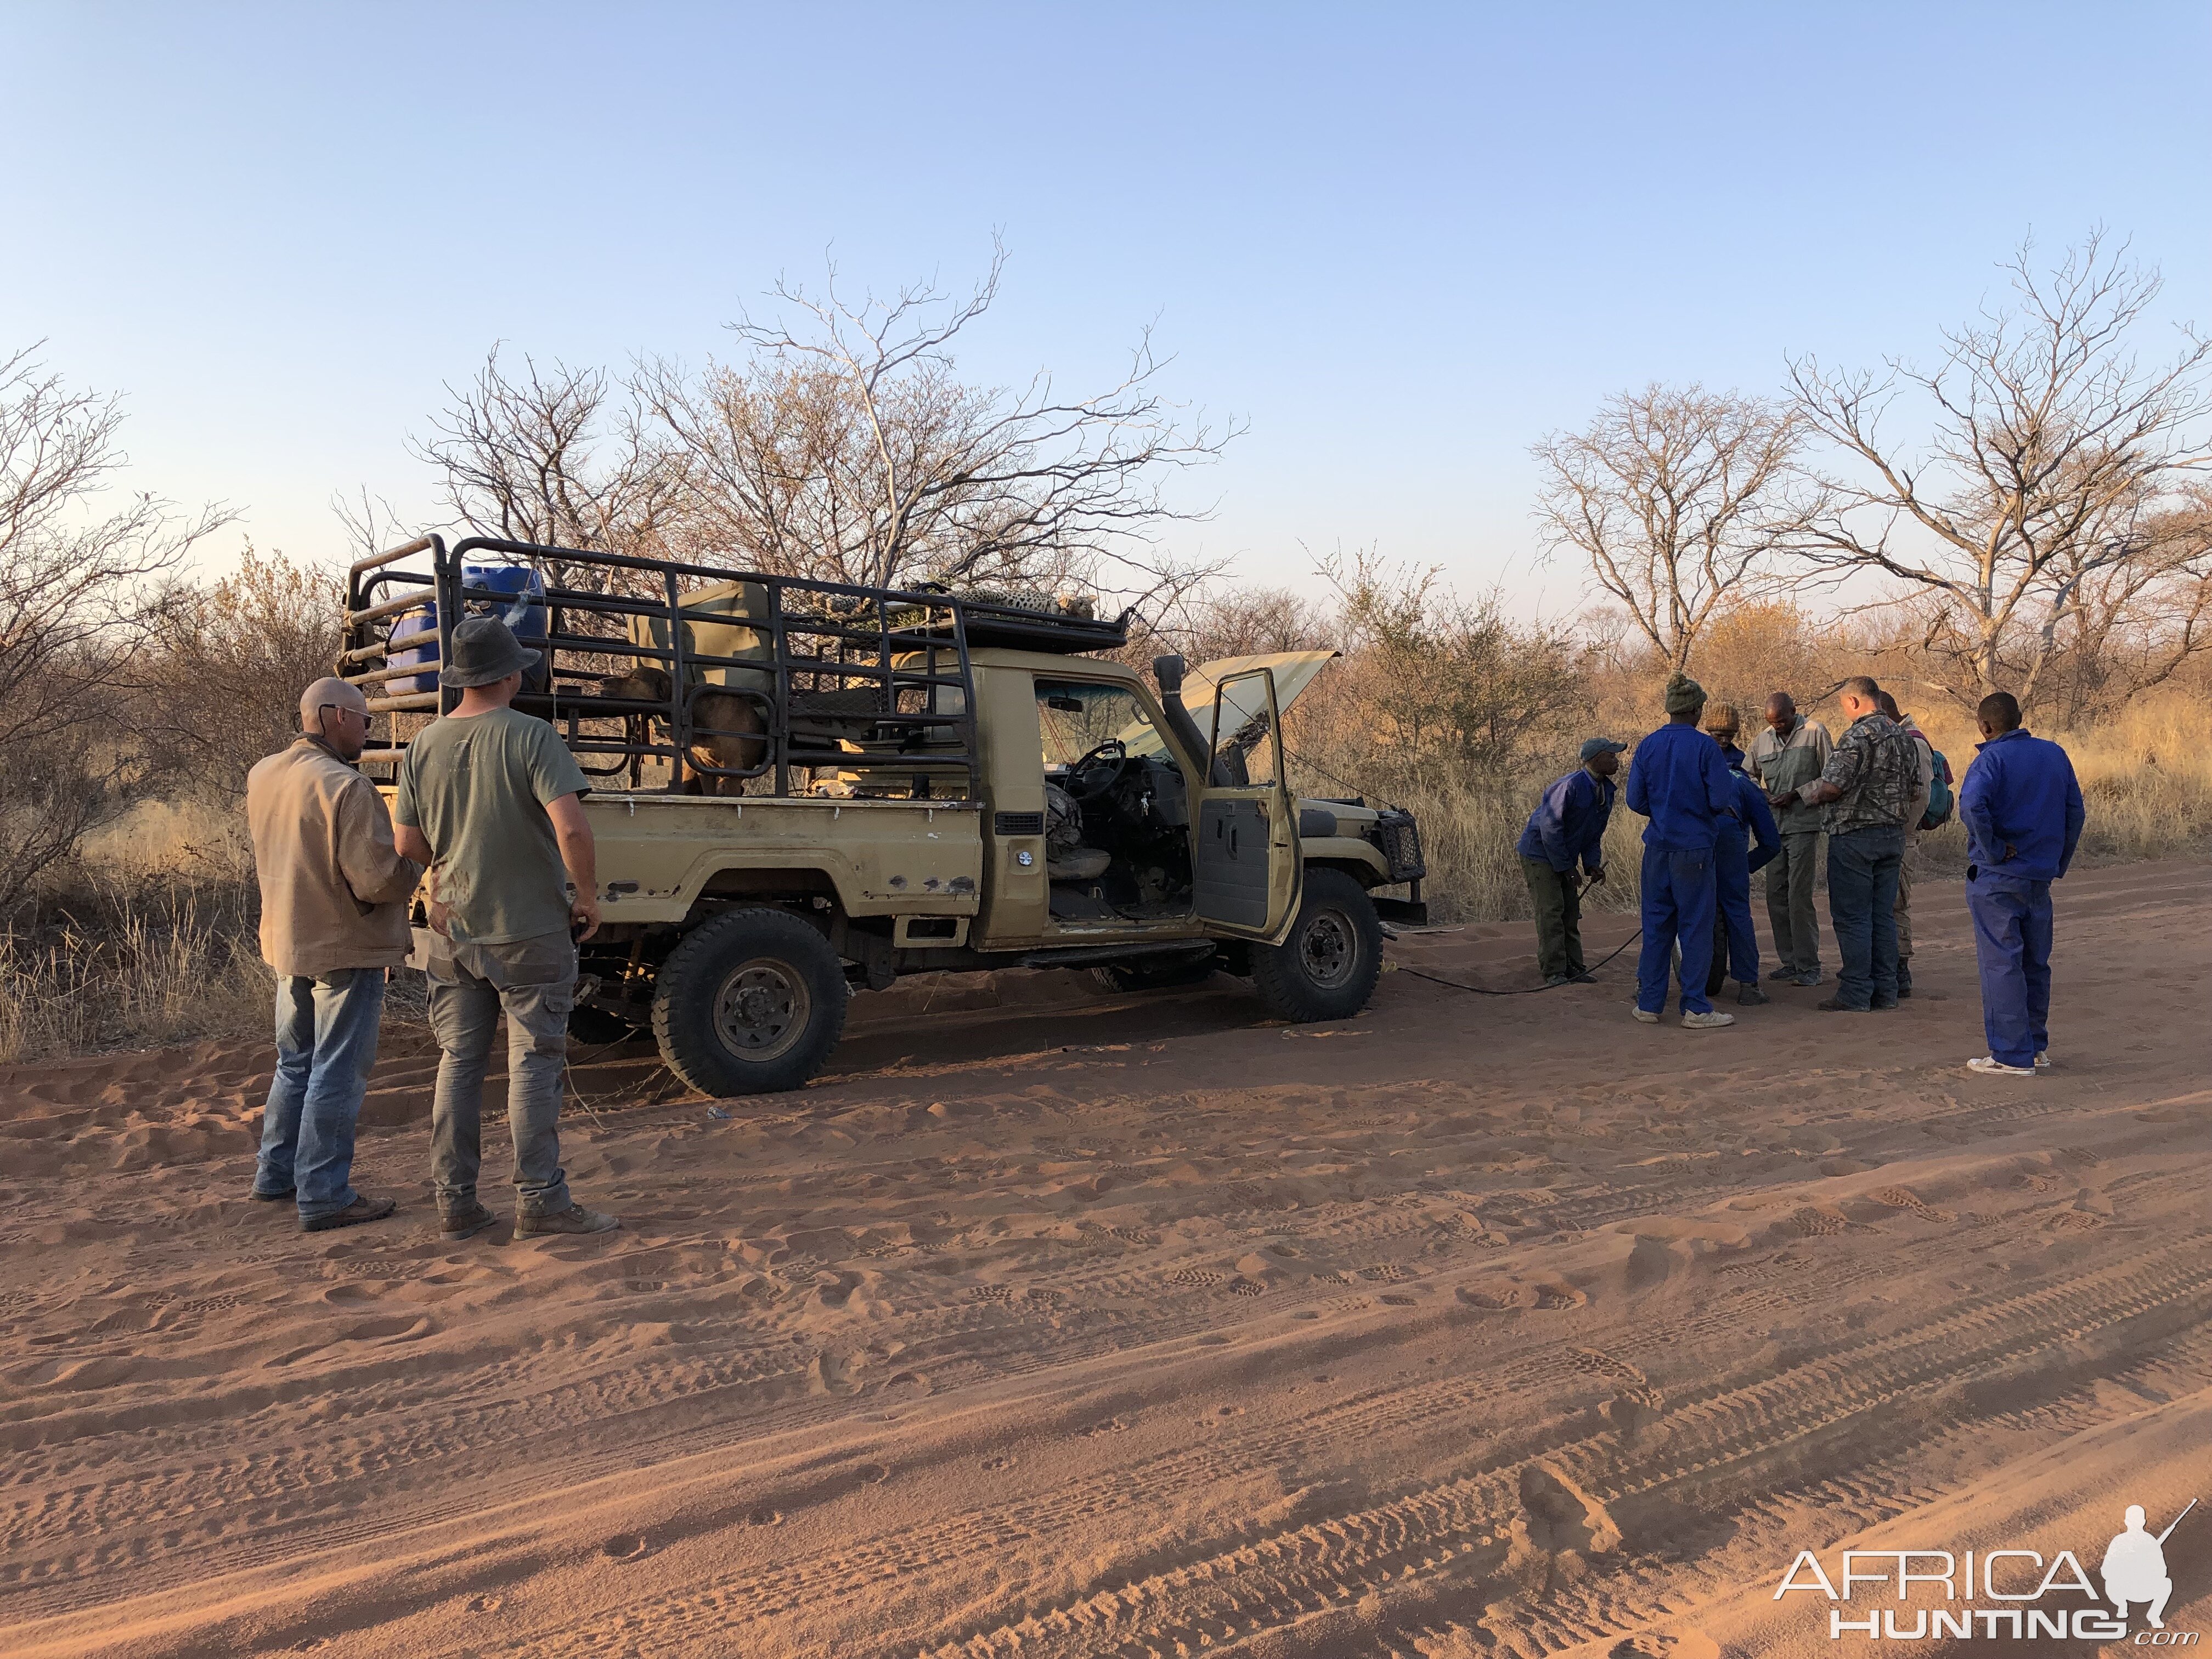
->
<box><xmin>438</xmin><ymin>616</ymin><xmax>541</xmax><ymax>689</ymax></box>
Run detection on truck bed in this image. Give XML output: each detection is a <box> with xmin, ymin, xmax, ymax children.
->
<box><xmin>585</xmin><ymin>793</ymin><xmax>984</xmax><ymax>928</ymax></box>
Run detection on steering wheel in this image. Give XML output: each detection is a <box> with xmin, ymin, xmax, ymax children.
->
<box><xmin>1065</xmin><ymin>739</ymin><xmax>1130</xmax><ymax>800</ymax></box>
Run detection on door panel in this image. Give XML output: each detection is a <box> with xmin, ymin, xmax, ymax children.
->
<box><xmin>1192</xmin><ymin>669</ymin><xmax>1300</xmax><ymax>941</ymax></box>
<box><xmin>1194</xmin><ymin>798</ymin><xmax>1271</xmax><ymax>928</ymax></box>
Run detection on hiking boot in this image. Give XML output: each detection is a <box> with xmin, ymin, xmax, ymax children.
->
<box><xmin>1765</xmin><ymin>964</ymin><xmax>1799</xmax><ymax>981</ymax></box>
<box><xmin>1544</xmin><ymin>973</ymin><xmax>1573</xmax><ymax>988</ymax></box>
<box><xmin>1968</xmin><ymin>1055</ymin><xmax>2036</xmax><ymax>1077</ymax></box>
<box><xmin>1631</xmin><ymin>1006</ymin><xmax>1661</xmax><ymax>1024</ymax></box>
<box><xmin>1737</xmin><ymin>984</ymin><xmax>1769</xmax><ymax>1006</ymax></box>
<box><xmin>1791</xmin><ymin>969</ymin><xmax>1823</xmax><ymax>987</ymax></box>
<box><xmin>301</xmin><ymin>1194</ymin><xmax>397</xmax><ymax>1233</ymax></box>
<box><xmin>1871</xmin><ymin>995</ymin><xmax>1900</xmax><ymax>1010</ymax></box>
<box><xmin>515</xmin><ymin>1203</ymin><xmax>620</xmax><ymax>1238</ymax></box>
<box><xmin>439</xmin><ymin>1200</ymin><xmax>499</xmax><ymax>1241</ymax></box>
<box><xmin>1680</xmin><ymin>1009</ymin><xmax>1735</xmax><ymax>1029</ymax></box>
<box><xmin>1568</xmin><ymin>970</ymin><xmax>1596</xmax><ymax>984</ymax></box>
<box><xmin>1816</xmin><ymin>997</ymin><xmax>1870</xmax><ymax>1012</ymax></box>
<box><xmin>251</xmin><ymin>1186</ymin><xmax>295</xmax><ymax>1204</ymax></box>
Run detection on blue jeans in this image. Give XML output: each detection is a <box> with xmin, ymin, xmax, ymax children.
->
<box><xmin>1968</xmin><ymin>873</ymin><xmax>2052</xmax><ymax>1067</ymax></box>
<box><xmin>1637</xmin><ymin>843</ymin><xmax>1717</xmax><ymax>1015</ymax></box>
<box><xmin>1827</xmin><ymin>825</ymin><xmax>1904</xmax><ymax>1009</ymax></box>
<box><xmin>256</xmin><ymin>968</ymin><xmax>386</xmax><ymax>1218</ymax></box>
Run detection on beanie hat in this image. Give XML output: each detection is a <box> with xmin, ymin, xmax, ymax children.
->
<box><xmin>1662</xmin><ymin>672</ymin><xmax>1707</xmax><ymax>716</ymax></box>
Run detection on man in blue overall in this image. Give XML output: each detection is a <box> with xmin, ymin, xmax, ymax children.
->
<box><xmin>1701</xmin><ymin>706</ymin><xmax>1781</xmax><ymax>1007</ymax></box>
<box><xmin>1624</xmin><ymin>673</ymin><xmax>1739</xmax><ymax>1029</ymax></box>
<box><xmin>1959</xmin><ymin>691</ymin><xmax>2084</xmax><ymax>1077</ymax></box>
<box><xmin>1516</xmin><ymin>737</ymin><xmax>1625</xmax><ymax>986</ymax></box>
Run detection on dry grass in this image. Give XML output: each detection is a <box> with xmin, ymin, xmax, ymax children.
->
<box><xmin>4</xmin><ymin>699</ymin><xmax>2205</xmax><ymax>1066</ymax></box>
<box><xmin>0</xmin><ymin>874</ymin><xmax>272</xmax><ymax>1065</ymax></box>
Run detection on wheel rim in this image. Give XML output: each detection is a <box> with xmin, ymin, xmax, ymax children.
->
<box><xmin>712</xmin><ymin>958</ymin><xmax>810</xmax><ymax>1062</ymax></box>
<box><xmin>1299</xmin><ymin>906</ymin><xmax>1358</xmax><ymax>989</ymax></box>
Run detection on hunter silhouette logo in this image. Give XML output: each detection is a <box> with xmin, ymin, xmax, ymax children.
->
<box><xmin>1773</xmin><ymin>1497</ymin><xmax>2198</xmax><ymax>1641</ymax></box>
<box><xmin>2106</xmin><ymin>1500</ymin><xmax>2192</xmax><ymax>1632</ymax></box>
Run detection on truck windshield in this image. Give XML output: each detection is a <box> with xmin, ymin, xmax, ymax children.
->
<box><xmin>1036</xmin><ymin>680</ymin><xmax>1163</xmax><ymax>768</ymax></box>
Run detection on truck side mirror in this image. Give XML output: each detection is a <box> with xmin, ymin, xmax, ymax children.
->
<box><xmin>1153</xmin><ymin>654</ymin><xmax>1186</xmax><ymax>695</ymax></box>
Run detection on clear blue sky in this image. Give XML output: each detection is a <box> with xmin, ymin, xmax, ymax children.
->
<box><xmin>7</xmin><ymin>3</ymin><xmax>2207</xmax><ymax>611</ymax></box>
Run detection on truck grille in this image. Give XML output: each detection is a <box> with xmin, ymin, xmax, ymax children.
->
<box><xmin>1367</xmin><ymin>810</ymin><xmax>1427</xmax><ymax>882</ymax></box>
<box><xmin>994</xmin><ymin>811</ymin><xmax>1045</xmax><ymax>836</ymax></box>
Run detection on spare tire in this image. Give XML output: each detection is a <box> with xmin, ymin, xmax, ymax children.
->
<box><xmin>1249</xmin><ymin>867</ymin><xmax>1384</xmax><ymax>1022</ymax></box>
<box><xmin>651</xmin><ymin>908</ymin><xmax>849</xmax><ymax>1096</ymax></box>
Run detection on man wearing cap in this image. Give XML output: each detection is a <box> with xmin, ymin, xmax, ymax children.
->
<box><xmin>245</xmin><ymin>677</ymin><xmax>423</xmax><ymax>1231</ymax></box>
<box><xmin>1516</xmin><ymin>737</ymin><xmax>1623</xmax><ymax>986</ymax></box>
<box><xmin>1701</xmin><ymin>705</ymin><xmax>1780</xmax><ymax>1007</ymax></box>
<box><xmin>1624</xmin><ymin>672</ymin><xmax>1739</xmax><ymax>1029</ymax></box>
<box><xmin>1749</xmin><ymin>692</ymin><xmax>1832</xmax><ymax>985</ymax></box>
<box><xmin>392</xmin><ymin>617</ymin><xmax>619</xmax><ymax>1239</ymax></box>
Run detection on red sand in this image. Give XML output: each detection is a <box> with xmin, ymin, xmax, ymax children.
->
<box><xmin>2</xmin><ymin>860</ymin><xmax>2207</xmax><ymax>1656</ymax></box>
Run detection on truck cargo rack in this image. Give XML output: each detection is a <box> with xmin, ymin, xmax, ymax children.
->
<box><xmin>338</xmin><ymin>536</ymin><xmax>1123</xmax><ymax>800</ymax></box>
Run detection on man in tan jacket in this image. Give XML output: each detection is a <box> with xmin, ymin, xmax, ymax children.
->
<box><xmin>245</xmin><ymin>677</ymin><xmax>423</xmax><ymax>1231</ymax></box>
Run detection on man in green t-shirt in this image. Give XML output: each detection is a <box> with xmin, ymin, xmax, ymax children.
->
<box><xmin>394</xmin><ymin>617</ymin><xmax>618</xmax><ymax>1240</ymax></box>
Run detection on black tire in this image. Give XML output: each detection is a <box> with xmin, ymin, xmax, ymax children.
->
<box><xmin>651</xmin><ymin>908</ymin><xmax>849</xmax><ymax>1096</ymax></box>
<box><xmin>1087</xmin><ymin>954</ymin><xmax>1221</xmax><ymax>995</ymax></box>
<box><xmin>1249</xmin><ymin>867</ymin><xmax>1384</xmax><ymax>1022</ymax></box>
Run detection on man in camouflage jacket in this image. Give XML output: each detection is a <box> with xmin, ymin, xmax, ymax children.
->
<box><xmin>1769</xmin><ymin>675</ymin><xmax>1918</xmax><ymax>1011</ymax></box>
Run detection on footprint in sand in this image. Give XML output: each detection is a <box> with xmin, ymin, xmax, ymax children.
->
<box><xmin>466</xmin><ymin>1595</ymin><xmax>503</xmax><ymax>1613</ymax></box>
<box><xmin>601</xmin><ymin>1534</ymin><xmax>650</xmax><ymax>1561</ymax></box>
<box><xmin>1229</xmin><ymin>1277</ymin><xmax>1267</xmax><ymax>1297</ymax></box>
<box><xmin>1610</xmin><ymin>1632</ymin><xmax>1720</xmax><ymax>1659</ymax></box>
<box><xmin>746</xmin><ymin>1507</ymin><xmax>783</xmax><ymax>1527</ymax></box>
<box><xmin>981</xmin><ymin>1454</ymin><xmax>1017</xmax><ymax>1472</ymax></box>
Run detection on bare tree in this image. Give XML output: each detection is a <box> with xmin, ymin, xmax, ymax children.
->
<box><xmin>411</xmin><ymin>347</ymin><xmax>686</xmax><ymax>588</ymax></box>
<box><xmin>635</xmin><ymin>243</ymin><xmax>1239</xmax><ymax>602</ymax></box>
<box><xmin>1181</xmin><ymin>584</ymin><xmax>1333</xmax><ymax>662</ymax></box>
<box><xmin>1787</xmin><ymin>234</ymin><xmax>2212</xmax><ymax>713</ymax></box>
<box><xmin>1319</xmin><ymin>549</ymin><xmax>1587</xmax><ymax>778</ymax></box>
<box><xmin>140</xmin><ymin>546</ymin><xmax>345</xmax><ymax>797</ymax></box>
<box><xmin>0</xmin><ymin>346</ymin><xmax>232</xmax><ymax>912</ymax></box>
<box><xmin>2032</xmin><ymin>484</ymin><xmax>2212</xmax><ymax>723</ymax></box>
<box><xmin>1533</xmin><ymin>385</ymin><xmax>1807</xmax><ymax>671</ymax></box>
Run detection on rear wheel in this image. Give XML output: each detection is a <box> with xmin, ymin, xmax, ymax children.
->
<box><xmin>1250</xmin><ymin>867</ymin><xmax>1384</xmax><ymax>1022</ymax></box>
<box><xmin>651</xmin><ymin>908</ymin><xmax>849</xmax><ymax>1096</ymax></box>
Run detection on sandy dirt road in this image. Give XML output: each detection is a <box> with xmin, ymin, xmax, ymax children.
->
<box><xmin>2</xmin><ymin>860</ymin><xmax>2208</xmax><ymax>1657</ymax></box>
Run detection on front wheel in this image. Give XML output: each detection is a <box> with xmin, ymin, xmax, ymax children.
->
<box><xmin>1249</xmin><ymin>868</ymin><xmax>1384</xmax><ymax>1022</ymax></box>
<box><xmin>651</xmin><ymin>908</ymin><xmax>850</xmax><ymax>1096</ymax></box>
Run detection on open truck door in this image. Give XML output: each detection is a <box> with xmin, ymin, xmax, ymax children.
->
<box><xmin>1192</xmin><ymin>667</ymin><xmax>1301</xmax><ymax>941</ymax></box>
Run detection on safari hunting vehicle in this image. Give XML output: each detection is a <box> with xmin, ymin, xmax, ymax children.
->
<box><xmin>341</xmin><ymin>536</ymin><xmax>1427</xmax><ymax>1095</ymax></box>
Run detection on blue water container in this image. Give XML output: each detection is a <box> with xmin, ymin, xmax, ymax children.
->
<box><xmin>388</xmin><ymin>605</ymin><xmax>439</xmax><ymax>695</ymax></box>
<box><xmin>383</xmin><ymin>562</ymin><xmax>550</xmax><ymax>697</ymax></box>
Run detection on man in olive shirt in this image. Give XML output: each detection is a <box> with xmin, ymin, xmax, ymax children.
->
<box><xmin>393</xmin><ymin>617</ymin><xmax>618</xmax><ymax>1240</ymax></box>
<box><xmin>1750</xmin><ymin>692</ymin><xmax>1832</xmax><ymax>986</ymax></box>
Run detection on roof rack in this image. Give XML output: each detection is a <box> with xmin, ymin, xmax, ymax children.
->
<box><xmin>338</xmin><ymin>536</ymin><xmax>1130</xmax><ymax>799</ymax></box>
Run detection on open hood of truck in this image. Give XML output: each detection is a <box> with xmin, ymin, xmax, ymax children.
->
<box><xmin>1184</xmin><ymin>649</ymin><xmax>1340</xmax><ymax>724</ymax></box>
<box><xmin>1122</xmin><ymin>649</ymin><xmax>1340</xmax><ymax>758</ymax></box>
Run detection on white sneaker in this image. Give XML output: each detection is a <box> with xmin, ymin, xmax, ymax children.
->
<box><xmin>1680</xmin><ymin>1009</ymin><xmax>1735</xmax><ymax>1029</ymax></box>
<box><xmin>2034</xmin><ymin>1050</ymin><xmax>2051</xmax><ymax>1069</ymax></box>
<box><xmin>1968</xmin><ymin>1055</ymin><xmax>2036</xmax><ymax>1077</ymax></box>
<box><xmin>1632</xmin><ymin>1006</ymin><xmax>1660</xmax><ymax>1024</ymax></box>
